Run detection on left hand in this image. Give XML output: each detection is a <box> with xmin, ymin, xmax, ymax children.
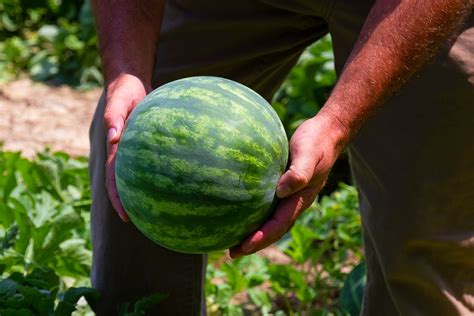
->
<box><xmin>229</xmin><ymin>112</ymin><xmax>348</xmax><ymax>258</ymax></box>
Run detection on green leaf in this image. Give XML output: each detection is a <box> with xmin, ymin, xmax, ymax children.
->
<box><xmin>55</xmin><ymin>238</ymin><xmax>92</xmax><ymax>278</ymax></box>
<box><xmin>285</xmin><ymin>224</ymin><xmax>318</xmax><ymax>264</ymax></box>
<box><xmin>268</xmin><ymin>264</ymin><xmax>305</xmax><ymax>292</ymax></box>
<box><xmin>0</xmin><ymin>308</ymin><xmax>33</xmax><ymax>316</ymax></box>
<box><xmin>8</xmin><ymin>194</ymin><xmax>34</xmax><ymax>256</ymax></box>
<box><xmin>6</xmin><ymin>272</ymin><xmax>25</xmax><ymax>284</ymax></box>
<box><xmin>247</xmin><ymin>288</ymin><xmax>271</xmax><ymax>311</ymax></box>
<box><xmin>220</xmin><ymin>261</ymin><xmax>248</xmax><ymax>293</ymax></box>
<box><xmin>32</xmin><ymin>209</ymin><xmax>82</xmax><ymax>264</ymax></box>
<box><xmin>117</xmin><ymin>292</ymin><xmax>167</xmax><ymax>316</ymax></box>
<box><xmin>54</xmin><ymin>301</ymin><xmax>76</xmax><ymax>316</ymax></box>
<box><xmin>1</xmin><ymin>152</ymin><xmax>21</xmax><ymax>202</ymax></box>
<box><xmin>79</xmin><ymin>0</ymin><xmax>94</xmax><ymax>27</ymax></box>
<box><xmin>0</xmin><ymin>278</ymin><xmax>18</xmax><ymax>297</ymax></box>
<box><xmin>0</xmin><ymin>225</ymin><xmax>18</xmax><ymax>254</ymax></box>
<box><xmin>46</xmin><ymin>0</ymin><xmax>60</xmax><ymax>12</ymax></box>
<box><xmin>2</xmin><ymin>37</ymin><xmax>29</xmax><ymax>64</ymax></box>
<box><xmin>27</xmin><ymin>8</ymin><xmax>45</xmax><ymax>24</ymax></box>
<box><xmin>30</xmin><ymin>191</ymin><xmax>57</xmax><ymax>227</ymax></box>
<box><xmin>215</xmin><ymin>283</ymin><xmax>233</xmax><ymax>308</ymax></box>
<box><xmin>340</xmin><ymin>262</ymin><xmax>366</xmax><ymax>316</ymax></box>
<box><xmin>0</xmin><ymin>202</ymin><xmax>16</xmax><ymax>227</ymax></box>
<box><xmin>34</xmin><ymin>158</ymin><xmax>64</xmax><ymax>201</ymax></box>
<box><xmin>1</xmin><ymin>13</ymin><xmax>18</xmax><ymax>32</ymax></box>
<box><xmin>62</xmin><ymin>287</ymin><xmax>99</xmax><ymax>310</ymax></box>
<box><xmin>64</xmin><ymin>34</ymin><xmax>84</xmax><ymax>50</ymax></box>
<box><xmin>25</xmin><ymin>268</ymin><xmax>59</xmax><ymax>292</ymax></box>
<box><xmin>55</xmin><ymin>287</ymin><xmax>99</xmax><ymax>315</ymax></box>
<box><xmin>29</xmin><ymin>55</ymin><xmax>59</xmax><ymax>81</ymax></box>
<box><xmin>38</xmin><ymin>24</ymin><xmax>60</xmax><ymax>42</ymax></box>
<box><xmin>17</xmin><ymin>284</ymin><xmax>54</xmax><ymax>315</ymax></box>
<box><xmin>132</xmin><ymin>292</ymin><xmax>168</xmax><ymax>314</ymax></box>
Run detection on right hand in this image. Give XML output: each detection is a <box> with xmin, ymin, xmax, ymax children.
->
<box><xmin>104</xmin><ymin>73</ymin><xmax>150</xmax><ymax>222</ymax></box>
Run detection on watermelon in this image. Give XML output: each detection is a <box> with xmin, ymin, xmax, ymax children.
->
<box><xmin>115</xmin><ymin>76</ymin><xmax>288</xmax><ymax>254</ymax></box>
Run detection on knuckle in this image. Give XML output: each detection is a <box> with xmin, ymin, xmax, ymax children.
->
<box><xmin>103</xmin><ymin>111</ymin><xmax>115</xmax><ymax>127</ymax></box>
<box><xmin>290</xmin><ymin>169</ymin><xmax>310</xmax><ymax>187</ymax></box>
<box><xmin>104</xmin><ymin>105</ymin><xmax>128</xmax><ymax>128</ymax></box>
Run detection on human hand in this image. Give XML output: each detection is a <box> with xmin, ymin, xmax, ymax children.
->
<box><xmin>104</xmin><ymin>73</ymin><xmax>150</xmax><ymax>222</ymax></box>
<box><xmin>229</xmin><ymin>113</ymin><xmax>348</xmax><ymax>258</ymax></box>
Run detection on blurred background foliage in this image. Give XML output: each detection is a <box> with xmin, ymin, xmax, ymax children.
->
<box><xmin>0</xmin><ymin>0</ymin><xmax>364</xmax><ymax>315</ymax></box>
<box><xmin>0</xmin><ymin>0</ymin><xmax>101</xmax><ymax>88</ymax></box>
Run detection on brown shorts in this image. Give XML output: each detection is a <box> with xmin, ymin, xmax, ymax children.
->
<box><xmin>89</xmin><ymin>1</ymin><xmax>474</xmax><ymax>314</ymax></box>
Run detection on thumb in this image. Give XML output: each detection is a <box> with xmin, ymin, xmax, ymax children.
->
<box><xmin>104</xmin><ymin>94</ymin><xmax>130</xmax><ymax>144</ymax></box>
<box><xmin>276</xmin><ymin>154</ymin><xmax>316</xmax><ymax>199</ymax></box>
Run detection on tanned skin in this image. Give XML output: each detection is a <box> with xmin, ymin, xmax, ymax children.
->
<box><xmin>92</xmin><ymin>0</ymin><xmax>473</xmax><ymax>256</ymax></box>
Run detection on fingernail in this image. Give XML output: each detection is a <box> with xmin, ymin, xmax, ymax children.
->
<box><xmin>276</xmin><ymin>184</ymin><xmax>291</xmax><ymax>198</ymax></box>
<box><xmin>107</xmin><ymin>128</ymin><xmax>117</xmax><ymax>143</ymax></box>
<box><xmin>118</xmin><ymin>211</ymin><xmax>129</xmax><ymax>222</ymax></box>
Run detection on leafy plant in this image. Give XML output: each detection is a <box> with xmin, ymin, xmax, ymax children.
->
<box><xmin>206</xmin><ymin>184</ymin><xmax>364</xmax><ymax>315</ymax></box>
<box><xmin>0</xmin><ymin>148</ymin><xmax>92</xmax><ymax>281</ymax></box>
<box><xmin>339</xmin><ymin>262</ymin><xmax>366</xmax><ymax>316</ymax></box>
<box><xmin>117</xmin><ymin>292</ymin><xmax>169</xmax><ymax>316</ymax></box>
<box><xmin>277</xmin><ymin>184</ymin><xmax>363</xmax><ymax>314</ymax></box>
<box><xmin>206</xmin><ymin>255</ymin><xmax>273</xmax><ymax>315</ymax></box>
<box><xmin>0</xmin><ymin>148</ymin><xmax>96</xmax><ymax>314</ymax></box>
<box><xmin>0</xmin><ymin>214</ymin><xmax>97</xmax><ymax>315</ymax></box>
<box><xmin>0</xmin><ymin>0</ymin><xmax>102</xmax><ymax>87</ymax></box>
<box><xmin>0</xmin><ymin>268</ymin><xmax>99</xmax><ymax>315</ymax></box>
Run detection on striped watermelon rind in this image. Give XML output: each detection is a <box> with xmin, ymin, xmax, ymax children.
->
<box><xmin>115</xmin><ymin>76</ymin><xmax>288</xmax><ymax>253</ymax></box>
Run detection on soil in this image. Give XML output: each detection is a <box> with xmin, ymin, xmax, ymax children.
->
<box><xmin>0</xmin><ymin>78</ymin><xmax>101</xmax><ymax>158</ymax></box>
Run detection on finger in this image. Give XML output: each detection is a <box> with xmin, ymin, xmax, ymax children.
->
<box><xmin>229</xmin><ymin>187</ymin><xmax>318</xmax><ymax>258</ymax></box>
<box><xmin>106</xmin><ymin>142</ymin><xmax>129</xmax><ymax>222</ymax></box>
<box><xmin>104</xmin><ymin>93</ymin><xmax>132</xmax><ymax>144</ymax></box>
<box><xmin>276</xmin><ymin>164</ymin><xmax>312</xmax><ymax>198</ymax></box>
<box><xmin>277</xmin><ymin>144</ymin><xmax>325</xmax><ymax>197</ymax></box>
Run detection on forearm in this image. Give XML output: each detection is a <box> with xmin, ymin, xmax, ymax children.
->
<box><xmin>92</xmin><ymin>0</ymin><xmax>166</xmax><ymax>86</ymax></box>
<box><xmin>320</xmin><ymin>0</ymin><xmax>472</xmax><ymax>146</ymax></box>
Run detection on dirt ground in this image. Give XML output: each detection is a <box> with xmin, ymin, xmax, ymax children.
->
<box><xmin>0</xmin><ymin>78</ymin><xmax>101</xmax><ymax>158</ymax></box>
